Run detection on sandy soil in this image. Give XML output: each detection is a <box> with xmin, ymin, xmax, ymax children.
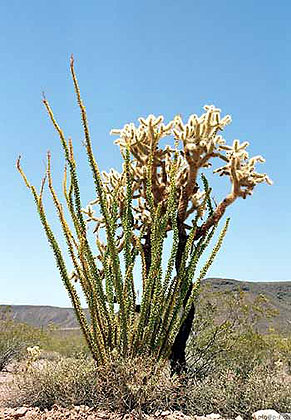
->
<box><xmin>0</xmin><ymin>369</ymin><xmax>14</xmax><ymax>408</ymax></box>
<box><xmin>0</xmin><ymin>406</ymin><xmax>231</xmax><ymax>420</ymax></box>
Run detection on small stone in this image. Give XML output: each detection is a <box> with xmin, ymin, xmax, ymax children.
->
<box><xmin>172</xmin><ymin>412</ymin><xmax>187</xmax><ymax>419</ymax></box>
<box><xmin>161</xmin><ymin>411</ymin><xmax>171</xmax><ymax>417</ymax></box>
<box><xmin>3</xmin><ymin>409</ymin><xmax>12</xmax><ymax>415</ymax></box>
<box><xmin>235</xmin><ymin>416</ymin><xmax>244</xmax><ymax>420</ymax></box>
<box><xmin>12</xmin><ymin>407</ymin><xmax>29</xmax><ymax>418</ymax></box>
<box><xmin>97</xmin><ymin>412</ymin><xmax>110</xmax><ymax>419</ymax></box>
<box><xmin>206</xmin><ymin>415</ymin><xmax>221</xmax><ymax>420</ymax></box>
<box><xmin>252</xmin><ymin>410</ymin><xmax>285</xmax><ymax>420</ymax></box>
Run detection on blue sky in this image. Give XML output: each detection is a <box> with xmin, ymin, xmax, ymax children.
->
<box><xmin>0</xmin><ymin>0</ymin><xmax>290</xmax><ymax>306</ymax></box>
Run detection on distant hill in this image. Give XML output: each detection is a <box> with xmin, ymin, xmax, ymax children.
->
<box><xmin>0</xmin><ymin>304</ymin><xmax>84</xmax><ymax>329</ymax></box>
<box><xmin>203</xmin><ymin>278</ymin><xmax>291</xmax><ymax>334</ymax></box>
<box><xmin>1</xmin><ymin>278</ymin><xmax>291</xmax><ymax>333</ymax></box>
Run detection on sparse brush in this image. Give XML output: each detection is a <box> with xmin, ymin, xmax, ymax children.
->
<box><xmin>6</xmin><ymin>355</ymin><xmax>181</xmax><ymax>413</ymax></box>
<box><xmin>5</xmin><ymin>351</ymin><xmax>291</xmax><ymax>417</ymax></box>
<box><xmin>183</xmin><ymin>363</ymin><xmax>291</xmax><ymax>417</ymax></box>
<box><xmin>0</xmin><ymin>339</ymin><xmax>22</xmax><ymax>372</ymax></box>
<box><xmin>0</xmin><ymin>313</ymin><xmax>44</xmax><ymax>370</ymax></box>
<box><xmin>4</xmin><ymin>287</ymin><xmax>291</xmax><ymax>417</ymax></box>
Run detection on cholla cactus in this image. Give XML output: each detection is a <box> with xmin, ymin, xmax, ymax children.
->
<box><xmin>17</xmin><ymin>57</ymin><xmax>272</xmax><ymax>371</ymax></box>
<box><xmin>26</xmin><ymin>345</ymin><xmax>41</xmax><ymax>359</ymax></box>
<box><xmin>91</xmin><ymin>107</ymin><xmax>271</xmax><ymax>256</ymax></box>
<box><xmin>25</xmin><ymin>346</ymin><xmax>41</xmax><ymax>372</ymax></box>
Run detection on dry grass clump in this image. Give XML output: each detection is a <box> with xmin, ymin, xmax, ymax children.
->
<box><xmin>185</xmin><ymin>363</ymin><xmax>291</xmax><ymax>417</ymax></box>
<box><xmin>6</xmin><ymin>353</ymin><xmax>291</xmax><ymax>417</ymax></box>
<box><xmin>6</xmin><ymin>355</ymin><xmax>182</xmax><ymax>413</ymax></box>
<box><xmin>0</xmin><ymin>338</ymin><xmax>23</xmax><ymax>372</ymax></box>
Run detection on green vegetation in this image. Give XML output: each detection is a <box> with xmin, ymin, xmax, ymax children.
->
<box><xmin>183</xmin><ymin>289</ymin><xmax>291</xmax><ymax>416</ymax></box>
<box><xmin>0</xmin><ymin>309</ymin><xmax>42</xmax><ymax>371</ymax></box>
<box><xmin>6</xmin><ymin>355</ymin><xmax>178</xmax><ymax>412</ymax></box>
<box><xmin>0</xmin><ymin>309</ymin><xmax>88</xmax><ymax>368</ymax></box>
<box><xmin>40</xmin><ymin>328</ymin><xmax>89</xmax><ymax>359</ymax></box>
<box><xmin>3</xmin><ymin>290</ymin><xmax>290</xmax><ymax>417</ymax></box>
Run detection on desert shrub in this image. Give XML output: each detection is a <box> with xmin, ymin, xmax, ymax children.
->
<box><xmin>186</xmin><ymin>287</ymin><xmax>280</xmax><ymax>378</ymax></box>
<box><xmin>184</xmin><ymin>363</ymin><xmax>291</xmax><ymax>417</ymax></box>
<box><xmin>0</xmin><ymin>313</ymin><xmax>88</xmax><ymax>368</ymax></box>
<box><xmin>6</xmin><ymin>357</ymin><xmax>97</xmax><ymax>409</ymax></box>
<box><xmin>5</xmin><ymin>289</ymin><xmax>291</xmax><ymax>417</ymax></box>
<box><xmin>0</xmin><ymin>338</ymin><xmax>22</xmax><ymax>371</ymax></box>
<box><xmin>17</xmin><ymin>57</ymin><xmax>271</xmax><ymax>372</ymax></box>
<box><xmin>6</xmin><ymin>355</ymin><xmax>182</xmax><ymax>413</ymax></box>
<box><xmin>264</xmin><ymin>333</ymin><xmax>291</xmax><ymax>374</ymax></box>
<box><xmin>0</xmin><ymin>306</ymin><xmax>89</xmax><ymax>361</ymax></box>
<box><xmin>6</xmin><ymin>351</ymin><xmax>291</xmax><ymax>417</ymax></box>
<box><xmin>184</xmin><ymin>288</ymin><xmax>291</xmax><ymax>416</ymax></box>
<box><xmin>0</xmin><ymin>311</ymin><xmax>44</xmax><ymax>370</ymax></box>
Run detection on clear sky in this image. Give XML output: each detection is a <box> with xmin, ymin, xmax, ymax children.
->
<box><xmin>0</xmin><ymin>0</ymin><xmax>290</xmax><ymax>307</ymax></box>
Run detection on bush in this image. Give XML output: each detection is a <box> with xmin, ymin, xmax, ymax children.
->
<box><xmin>4</xmin><ymin>290</ymin><xmax>291</xmax><ymax>417</ymax></box>
<box><xmin>6</xmin><ymin>355</ymin><xmax>182</xmax><ymax>413</ymax></box>
<box><xmin>186</xmin><ymin>287</ymin><xmax>280</xmax><ymax>379</ymax></box>
<box><xmin>0</xmin><ymin>338</ymin><xmax>22</xmax><ymax>371</ymax></box>
<box><xmin>0</xmin><ymin>310</ymin><xmax>43</xmax><ymax>370</ymax></box>
<box><xmin>184</xmin><ymin>363</ymin><xmax>291</xmax><ymax>417</ymax></box>
<box><xmin>6</xmin><ymin>352</ymin><xmax>291</xmax><ymax>417</ymax></box>
<box><xmin>183</xmin><ymin>288</ymin><xmax>291</xmax><ymax>417</ymax></box>
<box><xmin>0</xmin><ymin>308</ymin><xmax>89</xmax><ymax>364</ymax></box>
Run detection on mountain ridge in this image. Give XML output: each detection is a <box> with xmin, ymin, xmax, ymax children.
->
<box><xmin>1</xmin><ymin>278</ymin><xmax>291</xmax><ymax>333</ymax></box>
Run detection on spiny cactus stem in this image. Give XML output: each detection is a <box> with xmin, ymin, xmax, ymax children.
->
<box><xmin>195</xmin><ymin>194</ymin><xmax>234</xmax><ymax>241</ymax></box>
<box><xmin>17</xmin><ymin>160</ymin><xmax>105</xmax><ymax>364</ymax></box>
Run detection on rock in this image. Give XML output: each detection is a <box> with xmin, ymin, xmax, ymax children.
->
<box><xmin>235</xmin><ymin>416</ymin><xmax>244</xmax><ymax>420</ymax></box>
<box><xmin>206</xmin><ymin>415</ymin><xmax>222</xmax><ymax>419</ymax></box>
<box><xmin>98</xmin><ymin>413</ymin><xmax>110</xmax><ymax>419</ymax></box>
<box><xmin>12</xmin><ymin>407</ymin><xmax>29</xmax><ymax>418</ymax></box>
<box><xmin>2</xmin><ymin>408</ymin><xmax>12</xmax><ymax>414</ymax></box>
<box><xmin>161</xmin><ymin>411</ymin><xmax>171</xmax><ymax>417</ymax></box>
<box><xmin>122</xmin><ymin>414</ymin><xmax>134</xmax><ymax>420</ymax></box>
<box><xmin>252</xmin><ymin>410</ymin><xmax>285</xmax><ymax>420</ymax></box>
<box><xmin>171</xmin><ymin>412</ymin><xmax>191</xmax><ymax>420</ymax></box>
<box><xmin>194</xmin><ymin>417</ymin><xmax>210</xmax><ymax>420</ymax></box>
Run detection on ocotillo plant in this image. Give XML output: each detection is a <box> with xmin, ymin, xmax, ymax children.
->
<box><xmin>17</xmin><ymin>57</ymin><xmax>272</xmax><ymax>371</ymax></box>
